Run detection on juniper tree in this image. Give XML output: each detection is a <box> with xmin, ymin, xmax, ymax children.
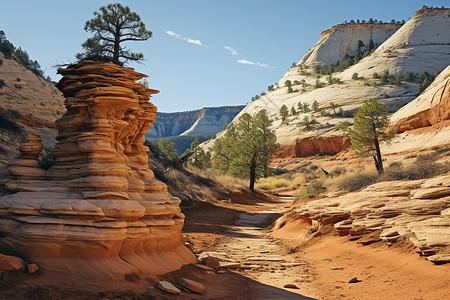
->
<box><xmin>348</xmin><ymin>98</ymin><xmax>393</xmax><ymax>174</ymax></box>
<box><xmin>77</xmin><ymin>3</ymin><xmax>152</xmax><ymax>64</ymax></box>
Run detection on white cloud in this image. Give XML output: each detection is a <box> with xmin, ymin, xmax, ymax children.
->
<box><xmin>165</xmin><ymin>30</ymin><xmax>204</xmax><ymax>47</ymax></box>
<box><xmin>165</xmin><ymin>30</ymin><xmax>181</xmax><ymax>38</ymax></box>
<box><xmin>187</xmin><ymin>38</ymin><xmax>204</xmax><ymax>46</ymax></box>
<box><xmin>237</xmin><ymin>59</ymin><xmax>269</xmax><ymax>68</ymax></box>
<box><xmin>224</xmin><ymin>46</ymin><xmax>238</xmax><ymax>55</ymax></box>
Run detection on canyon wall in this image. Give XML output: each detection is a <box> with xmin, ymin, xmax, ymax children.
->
<box><xmin>392</xmin><ymin>65</ymin><xmax>450</xmax><ymax>133</ymax></box>
<box><xmin>146</xmin><ymin>105</ymin><xmax>244</xmax><ymax>139</ymax></box>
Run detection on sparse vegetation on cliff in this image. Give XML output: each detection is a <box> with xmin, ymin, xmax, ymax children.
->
<box><xmin>0</xmin><ymin>30</ymin><xmax>45</xmax><ymax>77</ymax></box>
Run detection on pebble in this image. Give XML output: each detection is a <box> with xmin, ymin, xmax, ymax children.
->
<box><xmin>348</xmin><ymin>277</ymin><xmax>360</xmax><ymax>283</ymax></box>
<box><xmin>27</xmin><ymin>263</ymin><xmax>39</xmax><ymax>274</ymax></box>
<box><xmin>180</xmin><ymin>278</ymin><xmax>206</xmax><ymax>294</ymax></box>
<box><xmin>157</xmin><ymin>281</ymin><xmax>181</xmax><ymax>295</ymax></box>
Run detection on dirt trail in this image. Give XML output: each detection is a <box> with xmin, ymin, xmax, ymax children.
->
<box><xmin>207</xmin><ymin>196</ymin><xmax>317</xmax><ymax>299</ymax></box>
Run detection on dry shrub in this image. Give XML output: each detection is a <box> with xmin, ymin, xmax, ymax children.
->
<box><xmin>255</xmin><ymin>173</ymin><xmax>306</xmax><ymax>191</ymax></box>
<box><xmin>382</xmin><ymin>154</ymin><xmax>449</xmax><ymax>181</ymax></box>
<box><xmin>337</xmin><ymin>172</ymin><xmax>377</xmax><ymax>192</ymax></box>
<box><xmin>194</xmin><ymin>168</ymin><xmax>247</xmax><ymax>189</ymax></box>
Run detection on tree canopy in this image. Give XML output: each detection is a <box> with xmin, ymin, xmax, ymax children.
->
<box><xmin>348</xmin><ymin>98</ymin><xmax>393</xmax><ymax>173</ymax></box>
<box><xmin>76</xmin><ymin>3</ymin><xmax>152</xmax><ymax>64</ymax></box>
<box><xmin>213</xmin><ymin>109</ymin><xmax>278</xmax><ymax>191</ymax></box>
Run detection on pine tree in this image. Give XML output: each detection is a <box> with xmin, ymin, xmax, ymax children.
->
<box><xmin>312</xmin><ymin>101</ymin><xmax>320</xmax><ymax>112</ymax></box>
<box><xmin>279</xmin><ymin>105</ymin><xmax>289</xmax><ymax>123</ymax></box>
<box><xmin>77</xmin><ymin>3</ymin><xmax>152</xmax><ymax>64</ymax></box>
<box><xmin>348</xmin><ymin>98</ymin><xmax>393</xmax><ymax>174</ymax></box>
<box><xmin>213</xmin><ymin>110</ymin><xmax>278</xmax><ymax>191</ymax></box>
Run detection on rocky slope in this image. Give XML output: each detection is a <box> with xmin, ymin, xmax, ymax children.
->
<box><xmin>283</xmin><ymin>173</ymin><xmax>450</xmax><ymax>264</ymax></box>
<box><xmin>392</xmin><ymin>64</ymin><xmax>450</xmax><ymax>133</ymax></box>
<box><xmin>204</xmin><ymin>8</ymin><xmax>450</xmax><ymax>157</ymax></box>
<box><xmin>146</xmin><ymin>105</ymin><xmax>244</xmax><ymax>139</ymax></box>
<box><xmin>0</xmin><ymin>52</ymin><xmax>65</xmax><ymax>159</ymax></box>
<box><xmin>300</xmin><ymin>23</ymin><xmax>400</xmax><ymax>66</ymax></box>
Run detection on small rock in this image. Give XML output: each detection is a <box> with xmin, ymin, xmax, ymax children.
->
<box><xmin>283</xmin><ymin>284</ymin><xmax>299</xmax><ymax>289</ymax></box>
<box><xmin>180</xmin><ymin>278</ymin><xmax>206</xmax><ymax>294</ymax></box>
<box><xmin>426</xmin><ymin>254</ymin><xmax>450</xmax><ymax>265</ymax></box>
<box><xmin>348</xmin><ymin>277</ymin><xmax>360</xmax><ymax>283</ymax></box>
<box><xmin>195</xmin><ymin>264</ymin><xmax>215</xmax><ymax>271</ymax></box>
<box><xmin>204</xmin><ymin>257</ymin><xmax>220</xmax><ymax>270</ymax></box>
<box><xmin>358</xmin><ymin>237</ymin><xmax>381</xmax><ymax>245</ymax></box>
<box><xmin>185</xmin><ymin>242</ymin><xmax>195</xmax><ymax>253</ymax></box>
<box><xmin>157</xmin><ymin>281</ymin><xmax>181</xmax><ymax>295</ymax></box>
<box><xmin>27</xmin><ymin>264</ymin><xmax>39</xmax><ymax>274</ymax></box>
<box><xmin>0</xmin><ymin>254</ymin><xmax>24</xmax><ymax>271</ymax></box>
<box><xmin>220</xmin><ymin>262</ymin><xmax>241</xmax><ymax>269</ymax></box>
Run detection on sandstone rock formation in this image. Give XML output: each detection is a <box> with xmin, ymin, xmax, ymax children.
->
<box><xmin>203</xmin><ymin>8</ymin><xmax>450</xmax><ymax>158</ymax></box>
<box><xmin>0</xmin><ymin>52</ymin><xmax>65</xmax><ymax>159</ymax></box>
<box><xmin>0</xmin><ymin>60</ymin><xmax>196</xmax><ymax>281</ymax></box>
<box><xmin>300</xmin><ymin>23</ymin><xmax>401</xmax><ymax>66</ymax></box>
<box><xmin>292</xmin><ymin>174</ymin><xmax>450</xmax><ymax>263</ymax></box>
<box><xmin>392</xmin><ymin>64</ymin><xmax>450</xmax><ymax>133</ymax></box>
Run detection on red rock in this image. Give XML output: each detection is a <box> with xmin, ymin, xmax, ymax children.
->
<box><xmin>275</xmin><ymin>136</ymin><xmax>351</xmax><ymax>158</ymax></box>
<box><xmin>284</xmin><ymin>284</ymin><xmax>299</xmax><ymax>289</ymax></box>
<box><xmin>204</xmin><ymin>257</ymin><xmax>220</xmax><ymax>270</ymax></box>
<box><xmin>0</xmin><ymin>61</ymin><xmax>196</xmax><ymax>281</ymax></box>
<box><xmin>348</xmin><ymin>277</ymin><xmax>359</xmax><ymax>283</ymax></box>
<box><xmin>0</xmin><ymin>254</ymin><xmax>24</xmax><ymax>271</ymax></box>
<box><xmin>27</xmin><ymin>263</ymin><xmax>39</xmax><ymax>274</ymax></box>
<box><xmin>180</xmin><ymin>278</ymin><xmax>206</xmax><ymax>294</ymax></box>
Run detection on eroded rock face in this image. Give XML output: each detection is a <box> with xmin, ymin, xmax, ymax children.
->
<box><xmin>294</xmin><ymin>174</ymin><xmax>450</xmax><ymax>263</ymax></box>
<box><xmin>275</xmin><ymin>136</ymin><xmax>350</xmax><ymax>158</ymax></box>
<box><xmin>392</xmin><ymin>65</ymin><xmax>450</xmax><ymax>133</ymax></box>
<box><xmin>0</xmin><ymin>60</ymin><xmax>196</xmax><ymax>280</ymax></box>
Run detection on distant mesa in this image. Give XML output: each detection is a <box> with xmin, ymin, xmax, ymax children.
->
<box><xmin>0</xmin><ymin>60</ymin><xmax>196</xmax><ymax>282</ymax></box>
<box><xmin>146</xmin><ymin>105</ymin><xmax>245</xmax><ymax>140</ymax></box>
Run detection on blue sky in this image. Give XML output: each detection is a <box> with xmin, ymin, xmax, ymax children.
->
<box><xmin>1</xmin><ymin>1</ymin><xmax>448</xmax><ymax>112</ymax></box>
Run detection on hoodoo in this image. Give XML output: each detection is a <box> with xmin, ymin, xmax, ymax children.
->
<box><xmin>0</xmin><ymin>60</ymin><xmax>196</xmax><ymax>281</ymax></box>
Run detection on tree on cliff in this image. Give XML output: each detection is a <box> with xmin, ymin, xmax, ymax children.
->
<box><xmin>279</xmin><ymin>105</ymin><xmax>289</xmax><ymax>123</ymax></box>
<box><xmin>76</xmin><ymin>3</ymin><xmax>152</xmax><ymax>64</ymax></box>
<box><xmin>348</xmin><ymin>98</ymin><xmax>393</xmax><ymax>174</ymax></box>
<box><xmin>213</xmin><ymin>110</ymin><xmax>278</xmax><ymax>191</ymax></box>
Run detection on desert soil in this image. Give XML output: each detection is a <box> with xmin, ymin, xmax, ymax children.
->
<box><xmin>1</xmin><ymin>195</ymin><xmax>449</xmax><ymax>299</ymax></box>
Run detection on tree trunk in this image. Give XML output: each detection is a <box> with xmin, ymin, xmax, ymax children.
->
<box><xmin>374</xmin><ymin>137</ymin><xmax>383</xmax><ymax>174</ymax></box>
<box><xmin>113</xmin><ymin>34</ymin><xmax>120</xmax><ymax>62</ymax></box>
<box><xmin>249</xmin><ymin>158</ymin><xmax>256</xmax><ymax>192</ymax></box>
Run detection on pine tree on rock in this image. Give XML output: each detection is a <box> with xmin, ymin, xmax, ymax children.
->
<box><xmin>77</xmin><ymin>3</ymin><xmax>152</xmax><ymax>64</ymax></box>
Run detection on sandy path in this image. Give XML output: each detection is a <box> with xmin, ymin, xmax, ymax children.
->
<box><xmin>207</xmin><ymin>196</ymin><xmax>316</xmax><ymax>299</ymax></box>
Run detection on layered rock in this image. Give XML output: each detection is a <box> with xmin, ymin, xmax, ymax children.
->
<box><xmin>293</xmin><ymin>174</ymin><xmax>450</xmax><ymax>263</ymax></box>
<box><xmin>300</xmin><ymin>23</ymin><xmax>401</xmax><ymax>66</ymax></box>
<box><xmin>275</xmin><ymin>136</ymin><xmax>350</xmax><ymax>158</ymax></box>
<box><xmin>145</xmin><ymin>105</ymin><xmax>244</xmax><ymax>139</ymax></box>
<box><xmin>203</xmin><ymin>8</ymin><xmax>450</xmax><ymax>157</ymax></box>
<box><xmin>0</xmin><ymin>60</ymin><xmax>196</xmax><ymax>281</ymax></box>
<box><xmin>392</xmin><ymin>65</ymin><xmax>450</xmax><ymax>133</ymax></box>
